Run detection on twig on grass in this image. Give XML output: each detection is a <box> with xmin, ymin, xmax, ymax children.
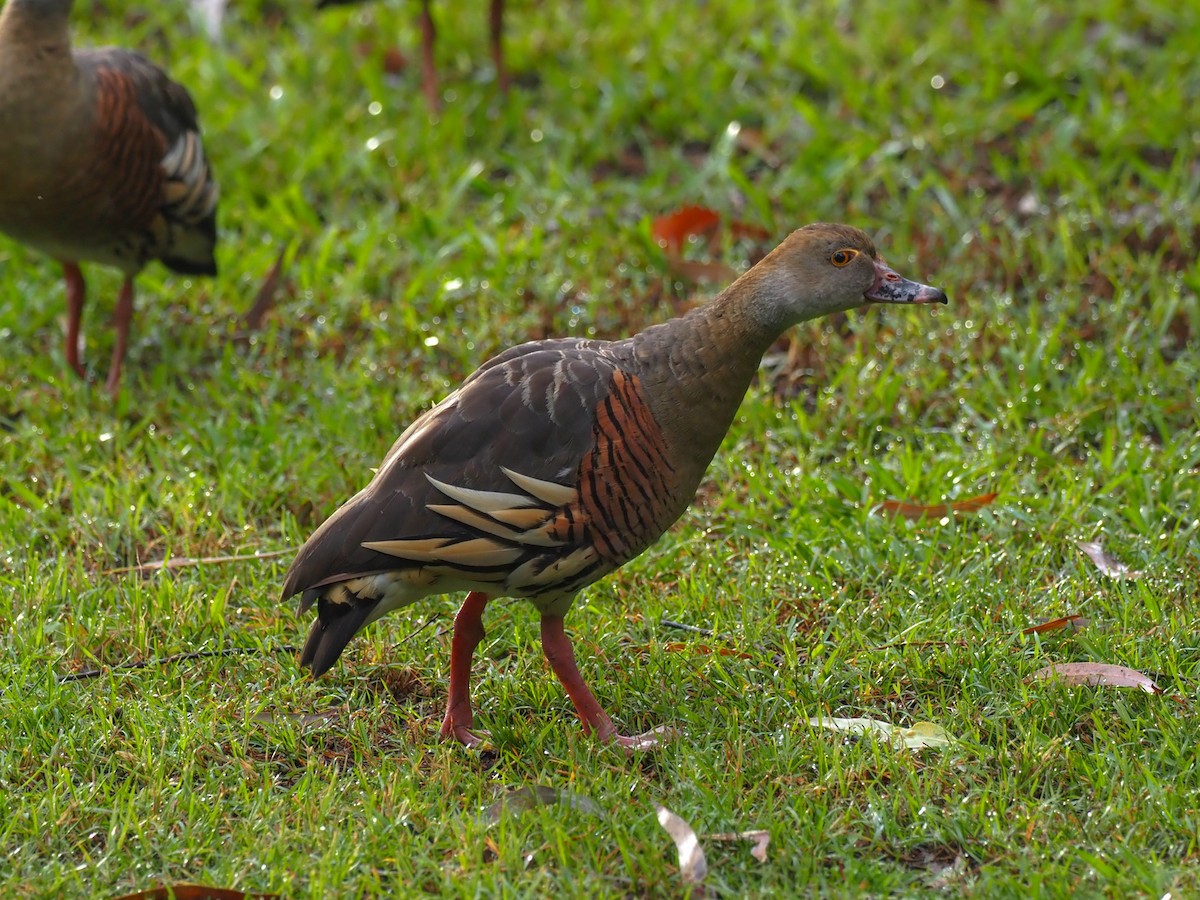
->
<box><xmin>660</xmin><ymin>617</ymin><xmax>714</xmax><ymax>637</ymax></box>
<box><xmin>396</xmin><ymin>614</ymin><xmax>441</xmax><ymax>646</ymax></box>
<box><xmin>101</xmin><ymin>549</ymin><xmax>293</xmax><ymax>577</ymax></box>
<box><xmin>58</xmin><ymin>615</ymin><xmax>443</xmax><ymax>684</ymax></box>
<box><xmin>58</xmin><ymin>644</ymin><xmax>300</xmax><ymax>683</ymax></box>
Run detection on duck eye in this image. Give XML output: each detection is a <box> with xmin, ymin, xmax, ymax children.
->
<box><xmin>831</xmin><ymin>249</ymin><xmax>858</xmax><ymax>267</ymax></box>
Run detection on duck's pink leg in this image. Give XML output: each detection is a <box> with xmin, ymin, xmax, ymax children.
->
<box><xmin>104</xmin><ymin>276</ymin><xmax>135</xmax><ymax>397</ymax></box>
<box><xmin>439</xmin><ymin>591</ymin><xmax>491</xmax><ymax>746</ymax></box>
<box><xmin>62</xmin><ymin>262</ymin><xmax>87</xmax><ymax>378</ymax></box>
<box><xmin>540</xmin><ymin>614</ymin><xmax>674</xmax><ymax>751</ymax></box>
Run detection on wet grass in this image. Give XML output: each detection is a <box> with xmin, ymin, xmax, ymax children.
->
<box><xmin>1</xmin><ymin>0</ymin><xmax>1198</xmax><ymax>895</ymax></box>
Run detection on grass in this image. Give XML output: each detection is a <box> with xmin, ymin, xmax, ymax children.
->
<box><xmin>1</xmin><ymin>0</ymin><xmax>1198</xmax><ymax>895</ymax></box>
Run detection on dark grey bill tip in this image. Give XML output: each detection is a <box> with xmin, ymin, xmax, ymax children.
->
<box><xmin>866</xmin><ymin>261</ymin><xmax>949</xmax><ymax>305</ymax></box>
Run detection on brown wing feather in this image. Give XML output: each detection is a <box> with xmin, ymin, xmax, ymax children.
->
<box><xmin>282</xmin><ymin>338</ymin><xmax>690</xmax><ymax>602</ymax></box>
<box><xmin>284</xmin><ymin>337</ymin><xmax>699</xmax><ymax>675</ymax></box>
<box><xmin>76</xmin><ymin>49</ymin><xmax>218</xmax><ymax>274</ymax></box>
<box><xmin>283</xmin><ymin>341</ymin><xmax>614</xmax><ymax>598</ymax></box>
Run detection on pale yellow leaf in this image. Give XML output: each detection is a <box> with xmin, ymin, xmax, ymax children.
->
<box><xmin>807</xmin><ymin>717</ymin><xmax>951</xmax><ymax>749</ymax></box>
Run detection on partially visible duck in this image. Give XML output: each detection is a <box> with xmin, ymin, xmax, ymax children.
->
<box><xmin>0</xmin><ymin>0</ymin><xmax>218</xmax><ymax>395</ymax></box>
<box><xmin>283</xmin><ymin>223</ymin><xmax>947</xmax><ymax>749</ymax></box>
<box><xmin>318</xmin><ymin>0</ymin><xmax>507</xmax><ymax>110</ymax></box>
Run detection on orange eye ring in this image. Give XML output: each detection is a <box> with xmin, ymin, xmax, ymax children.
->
<box><xmin>831</xmin><ymin>248</ymin><xmax>858</xmax><ymax>267</ymax></box>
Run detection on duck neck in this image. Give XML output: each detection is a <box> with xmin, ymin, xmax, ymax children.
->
<box><xmin>0</xmin><ymin>0</ymin><xmax>79</xmax><ymax>159</ymax></box>
<box><xmin>0</xmin><ymin>0</ymin><xmax>75</xmax><ymax>86</ymax></box>
<box><xmin>632</xmin><ymin>266</ymin><xmax>791</xmax><ymax>491</ymax></box>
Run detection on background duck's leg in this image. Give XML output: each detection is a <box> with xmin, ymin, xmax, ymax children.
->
<box><xmin>418</xmin><ymin>0</ymin><xmax>440</xmax><ymax>110</ymax></box>
<box><xmin>489</xmin><ymin>0</ymin><xmax>508</xmax><ymax>91</ymax></box>
<box><xmin>62</xmin><ymin>263</ymin><xmax>87</xmax><ymax>378</ymax></box>
<box><xmin>439</xmin><ymin>591</ymin><xmax>490</xmax><ymax>746</ymax></box>
<box><xmin>104</xmin><ymin>276</ymin><xmax>135</xmax><ymax>396</ymax></box>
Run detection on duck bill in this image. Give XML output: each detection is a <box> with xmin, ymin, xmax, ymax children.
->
<box><xmin>866</xmin><ymin>259</ymin><xmax>948</xmax><ymax>304</ymax></box>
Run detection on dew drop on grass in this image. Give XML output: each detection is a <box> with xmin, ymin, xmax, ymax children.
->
<box><xmin>269</xmin><ymin>85</ymin><xmax>283</xmax><ymax>101</ymax></box>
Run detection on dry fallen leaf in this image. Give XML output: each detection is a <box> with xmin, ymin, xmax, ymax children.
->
<box><xmin>1075</xmin><ymin>541</ymin><xmax>1143</xmax><ymax>579</ymax></box>
<box><xmin>705</xmin><ymin>829</ymin><xmax>770</xmax><ymax>863</ymax></box>
<box><xmin>1031</xmin><ymin>662</ymin><xmax>1161</xmax><ymax>694</ymax></box>
<box><xmin>807</xmin><ymin>717</ymin><xmax>951</xmax><ymax>749</ymax></box>
<box><xmin>1021</xmin><ymin>615</ymin><xmax>1089</xmax><ymax>636</ymax></box>
<box><xmin>876</xmin><ymin>492</ymin><xmax>998</xmax><ymax>521</ymax></box>
<box><xmin>651</xmin><ymin>205</ymin><xmax>721</xmax><ymax>257</ymax></box>
<box><xmin>656</xmin><ymin>804</ymin><xmax>708</xmax><ymax>885</ymax></box>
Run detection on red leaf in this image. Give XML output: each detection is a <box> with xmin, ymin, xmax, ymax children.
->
<box><xmin>1021</xmin><ymin>615</ymin><xmax>1088</xmax><ymax>636</ymax></box>
<box><xmin>1075</xmin><ymin>541</ymin><xmax>1142</xmax><ymax>579</ymax></box>
<box><xmin>652</xmin><ymin>205</ymin><xmax>721</xmax><ymax>257</ymax></box>
<box><xmin>1031</xmin><ymin>662</ymin><xmax>1161</xmax><ymax>694</ymax></box>
<box><xmin>876</xmin><ymin>492</ymin><xmax>999</xmax><ymax>521</ymax></box>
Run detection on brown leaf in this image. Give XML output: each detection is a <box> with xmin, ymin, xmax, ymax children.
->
<box><xmin>655</xmin><ymin>804</ymin><xmax>708</xmax><ymax>885</ymax></box>
<box><xmin>1021</xmin><ymin>615</ymin><xmax>1089</xmax><ymax>636</ymax></box>
<box><xmin>876</xmin><ymin>492</ymin><xmax>999</xmax><ymax>521</ymax></box>
<box><xmin>110</xmin><ymin>886</ymin><xmax>278</xmax><ymax>900</ymax></box>
<box><xmin>382</xmin><ymin>46</ymin><xmax>408</xmax><ymax>75</ymax></box>
<box><xmin>652</xmin><ymin>205</ymin><xmax>721</xmax><ymax>257</ymax></box>
<box><xmin>1031</xmin><ymin>662</ymin><xmax>1161</xmax><ymax>694</ymax></box>
<box><xmin>1075</xmin><ymin>541</ymin><xmax>1143</xmax><ymax>579</ymax></box>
